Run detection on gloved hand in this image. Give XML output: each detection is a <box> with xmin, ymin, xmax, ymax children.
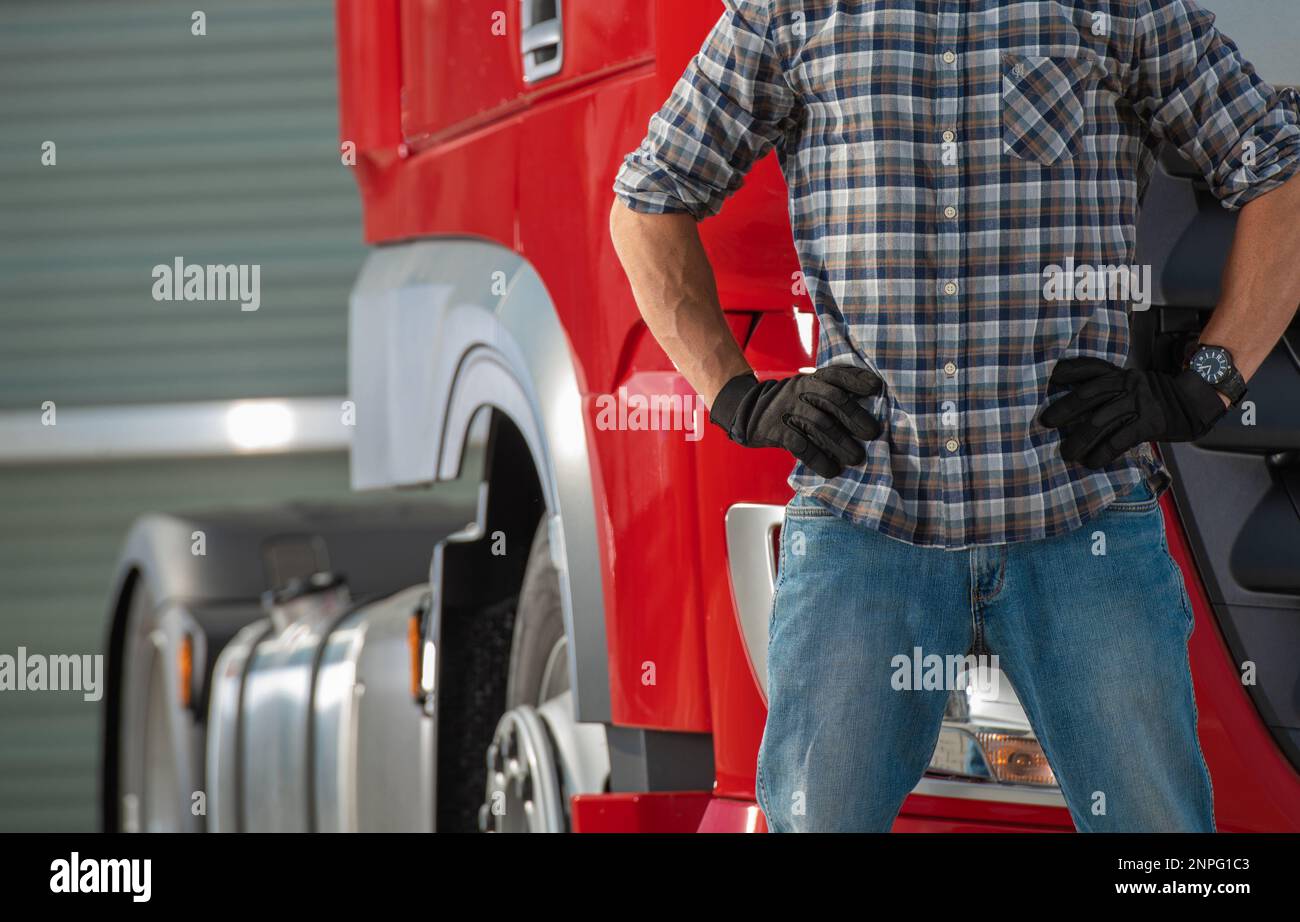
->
<box><xmin>709</xmin><ymin>366</ymin><xmax>883</xmax><ymax>478</ymax></box>
<box><xmin>1040</xmin><ymin>357</ymin><xmax>1227</xmax><ymax>469</ymax></box>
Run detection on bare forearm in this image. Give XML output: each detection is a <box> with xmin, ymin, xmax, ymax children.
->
<box><xmin>609</xmin><ymin>203</ymin><xmax>751</xmax><ymax>408</ymax></box>
<box><xmin>1199</xmin><ymin>172</ymin><xmax>1300</xmax><ymax>399</ymax></box>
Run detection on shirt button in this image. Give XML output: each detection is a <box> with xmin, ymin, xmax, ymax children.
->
<box><xmin>945</xmin><ymin>438</ymin><xmax>960</xmax><ymax>453</ymax></box>
<box><xmin>944</xmin><ymin>361</ymin><xmax>958</xmax><ymax>376</ymax></box>
<box><xmin>942</xmin><ymin>50</ymin><xmax>957</xmax><ymax>64</ymax></box>
<box><xmin>942</xmin><ymin>130</ymin><xmax>956</xmax><ymax>143</ymax></box>
<box><xmin>944</xmin><ymin>281</ymin><xmax>958</xmax><ymax>296</ymax></box>
<box><xmin>944</xmin><ymin>205</ymin><xmax>957</xmax><ymax>219</ymax></box>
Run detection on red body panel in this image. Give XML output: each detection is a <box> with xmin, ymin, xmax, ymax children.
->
<box><xmin>571</xmin><ymin>792</ymin><xmax>712</xmax><ymax>834</ymax></box>
<box><xmin>335</xmin><ymin>0</ymin><xmax>1300</xmax><ymax>831</ymax></box>
<box><xmin>399</xmin><ymin>0</ymin><xmax>526</xmax><ymax>144</ymax></box>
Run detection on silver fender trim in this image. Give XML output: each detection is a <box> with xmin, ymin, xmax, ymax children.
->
<box><xmin>348</xmin><ymin>239</ymin><xmax>609</xmax><ymax>722</ymax></box>
<box><xmin>314</xmin><ymin>584</ymin><xmax>434</xmax><ymax>832</ymax></box>
<box><xmin>206</xmin><ymin>619</ymin><xmax>271</xmax><ymax>833</ymax></box>
<box><xmin>724</xmin><ymin>503</ymin><xmax>785</xmax><ymax>701</ymax></box>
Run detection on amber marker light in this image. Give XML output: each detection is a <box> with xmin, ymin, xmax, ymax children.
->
<box><xmin>178</xmin><ymin>633</ymin><xmax>194</xmax><ymax>711</ymax></box>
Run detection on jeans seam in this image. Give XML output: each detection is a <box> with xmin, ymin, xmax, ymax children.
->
<box><xmin>1107</xmin><ymin>500</ymin><xmax>1160</xmax><ymax>514</ymax></box>
<box><xmin>1159</xmin><ymin>510</ymin><xmax>1216</xmax><ymax>828</ymax></box>
<box><xmin>1178</xmin><ymin>625</ymin><xmax>1217</xmax><ymax>831</ymax></box>
<box><xmin>970</xmin><ymin>548</ymin><xmax>1007</xmax><ymax>609</ymax></box>
<box><xmin>986</xmin><ymin>546</ymin><xmax>1007</xmax><ymax>601</ymax></box>
<box><xmin>770</xmin><ymin>515</ymin><xmax>791</xmax><ymax>639</ymax></box>
<box><xmin>1157</xmin><ymin>506</ymin><xmax>1195</xmax><ymax>632</ymax></box>
<box><xmin>758</xmin><ymin>513</ymin><xmax>792</xmax><ymax>832</ymax></box>
<box><xmin>1185</xmin><ymin>645</ymin><xmax>1217</xmax><ymax>831</ymax></box>
<box><xmin>968</xmin><ymin>553</ymin><xmax>986</xmax><ymax>654</ymax></box>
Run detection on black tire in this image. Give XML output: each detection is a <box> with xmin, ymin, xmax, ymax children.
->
<box><xmin>435</xmin><ymin>591</ymin><xmax>517</xmax><ymax>832</ymax></box>
<box><xmin>505</xmin><ymin>519</ymin><xmax>568</xmax><ymax>708</ymax></box>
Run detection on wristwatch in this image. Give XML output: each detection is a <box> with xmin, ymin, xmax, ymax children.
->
<box><xmin>1184</xmin><ymin>342</ymin><xmax>1248</xmax><ymax>406</ymax></box>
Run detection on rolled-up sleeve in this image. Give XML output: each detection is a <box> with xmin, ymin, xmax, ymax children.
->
<box><xmin>1126</xmin><ymin>0</ymin><xmax>1300</xmax><ymax>210</ymax></box>
<box><xmin>612</xmin><ymin>0</ymin><xmax>798</xmax><ymax>221</ymax></box>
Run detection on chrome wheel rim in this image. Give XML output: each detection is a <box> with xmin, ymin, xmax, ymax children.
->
<box><xmin>479</xmin><ymin>704</ymin><xmax>565</xmax><ymax>832</ymax></box>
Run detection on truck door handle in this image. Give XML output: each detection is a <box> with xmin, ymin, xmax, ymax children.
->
<box><xmin>521</xmin><ymin>0</ymin><xmax>563</xmax><ymax>83</ymax></box>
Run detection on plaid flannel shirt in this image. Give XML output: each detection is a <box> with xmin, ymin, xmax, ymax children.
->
<box><xmin>613</xmin><ymin>0</ymin><xmax>1300</xmax><ymax>549</ymax></box>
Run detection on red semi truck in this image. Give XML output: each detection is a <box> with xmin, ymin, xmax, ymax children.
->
<box><xmin>103</xmin><ymin>0</ymin><xmax>1300</xmax><ymax>832</ymax></box>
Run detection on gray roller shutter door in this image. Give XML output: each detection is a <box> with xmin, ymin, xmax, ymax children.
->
<box><xmin>0</xmin><ymin>0</ymin><xmax>363</xmax><ymax>407</ymax></box>
<box><xmin>0</xmin><ymin>454</ymin><xmax>356</xmax><ymax>832</ymax></box>
<box><xmin>0</xmin><ymin>0</ymin><xmax>366</xmax><ymax>831</ymax></box>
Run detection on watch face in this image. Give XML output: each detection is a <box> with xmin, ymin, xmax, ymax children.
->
<box><xmin>1191</xmin><ymin>346</ymin><xmax>1231</xmax><ymax>385</ymax></box>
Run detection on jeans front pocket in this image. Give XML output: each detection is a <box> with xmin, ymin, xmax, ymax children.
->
<box><xmin>1106</xmin><ymin>477</ymin><xmax>1160</xmax><ymax>514</ymax></box>
<box><xmin>772</xmin><ymin>493</ymin><xmax>836</xmax><ymax>639</ymax></box>
<box><xmin>784</xmin><ymin>491</ymin><xmax>836</xmax><ymax>518</ymax></box>
<box><xmin>1001</xmin><ymin>52</ymin><xmax>1097</xmax><ymax>165</ymax></box>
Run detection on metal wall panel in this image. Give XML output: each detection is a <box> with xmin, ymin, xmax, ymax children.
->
<box><xmin>0</xmin><ymin>0</ymin><xmax>367</xmax><ymax>831</ymax></box>
<box><xmin>0</xmin><ymin>0</ymin><xmax>363</xmax><ymax>407</ymax></box>
<box><xmin>1213</xmin><ymin>0</ymin><xmax>1300</xmax><ymax>87</ymax></box>
<box><xmin>0</xmin><ymin>452</ymin><xmax>355</xmax><ymax>832</ymax></box>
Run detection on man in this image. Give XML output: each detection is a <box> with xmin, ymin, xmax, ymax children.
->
<box><xmin>609</xmin><ymin>0</ymin><xmax>1300</xmax><ymax>831</ymax></box>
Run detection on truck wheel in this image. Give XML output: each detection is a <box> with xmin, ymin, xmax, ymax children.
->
<box><xmin>479</xmin><ymin>520</ymin><xmax>577</xmax><ymax>832</ymax></box>
<box><xmin>505</xmin><ymin>520</ymin><xmax>567</xmax><ymax>708</ymax></box>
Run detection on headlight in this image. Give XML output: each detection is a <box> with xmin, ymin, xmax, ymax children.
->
<box><xmin>927</xmin><ymin>669</ymin><xmax>1058</xmax><ymax>788</ymax></box>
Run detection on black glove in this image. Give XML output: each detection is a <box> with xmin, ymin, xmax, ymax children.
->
<box><xmin>709</xmin><ymin>366</ymin><xmax>883</xmax><ymax>478</ymax></box>
<box><xmin>1040</xmin><ymin>357</ymin><xmax>1227</xmax><ymax>469</ymax></box>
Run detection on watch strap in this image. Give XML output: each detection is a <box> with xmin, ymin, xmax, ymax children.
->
<box><xmin>1216</xmin><ymin>368</ymin><xmax>1248</xmax><ymax>406</ymax></box>
<box><xmin>1186</xmin><ymin>342</ymin><xmax>1248</xmax><ymax>406</ymax></box>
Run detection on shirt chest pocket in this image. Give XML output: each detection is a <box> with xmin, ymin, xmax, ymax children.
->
<box><xmin>1001</xmin><ymin>52</ymin><xmax>1099</xmax><ymax>166</ymax></box>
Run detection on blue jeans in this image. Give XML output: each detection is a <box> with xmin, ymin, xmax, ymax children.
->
<box><xmin>757</xmin><ymin>479</ymin><xmax>1215</xmax><ymax>832</ymax></box>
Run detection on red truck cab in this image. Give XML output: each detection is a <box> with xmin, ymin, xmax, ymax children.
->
<box><xmin>331</xmin><ymin>0</ymin><xmax>1300</xmax><ymax>833</ymax></box>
